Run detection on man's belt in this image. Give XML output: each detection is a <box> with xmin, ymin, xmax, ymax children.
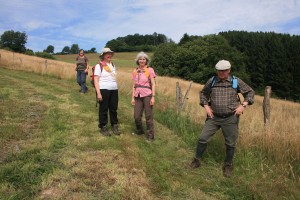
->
<box><xmin>214</xmin><ymin>113</ymin><xmax>234</xmax><ymax>118</ymax></box>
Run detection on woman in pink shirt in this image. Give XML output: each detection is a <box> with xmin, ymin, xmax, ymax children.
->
<box><xmin>131</xmin><ymin>52</ymin><xmax>156</xmax><ymax>141</ymax></box>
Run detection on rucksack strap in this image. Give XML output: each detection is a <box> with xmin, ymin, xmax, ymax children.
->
<box><xmin>210</xmin><ymin>76</ymin><xmax>217</xmax><ymax>88</ymax></box>
<box><xmin>133</xmin><ymin>67</ymin><xmax>152</xmax><ymax>90</ymax></box>
<box><xmin>210</xmin><ymin>75</ymin><xmax>239</xmax><ymax>91</ymax></box>
<box><xmin>99</xmin><ymin>61</ymin><xmax>115</xmax><ymax>73</ymax></box>
<box><xmin>134</xmin><ymin>67</ymin><xmax>150</xmax><ymax>78</ymax></box>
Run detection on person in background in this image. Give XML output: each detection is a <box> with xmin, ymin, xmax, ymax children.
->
<box><xmin>131</xmin><ymin>52</ymin><xmax>156</xmax><ymax>141</ymax></box>
<box><xmin>75</xmin><ymin>49</ymin><xmax>89</xmax><ymax>94</ymax></box>
<box><xmin>190</xmin><ymin>60</ymin><xmax>255</xmax><ymax>177</ymax></box>
<box><xmin>94</xmin><ymin>48</ymin><xmax>120</xmax><ymax>136</ymax></box>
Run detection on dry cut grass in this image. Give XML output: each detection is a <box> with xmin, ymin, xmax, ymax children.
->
<box><xmin>0</xmin><ymin>50</ymin><xmax>76</xmax><ymax>79</ymax></box>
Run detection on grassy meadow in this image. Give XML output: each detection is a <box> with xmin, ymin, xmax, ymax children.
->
<box><xmin>0</xmin><ymin>50</ymin><xmax>299</xmax><ymax>199</ymax></box>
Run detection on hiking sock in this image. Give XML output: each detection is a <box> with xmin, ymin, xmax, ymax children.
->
<box><xmin>225</xmin><ymin>146</ymin><xmax>235</xmax><ymax>164</ymax></box>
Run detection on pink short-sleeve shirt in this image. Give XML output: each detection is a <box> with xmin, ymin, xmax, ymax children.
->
<box><xmin>132</xmin><ymin>67</ymin><xmax>156</xmax><ymax>97</ymax></box>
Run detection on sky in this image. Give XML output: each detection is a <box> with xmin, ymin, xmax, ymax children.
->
<box><xmin>1</xmin><ymin>0</ymin><xmax>300</xmax><ymax>53</ymax></box>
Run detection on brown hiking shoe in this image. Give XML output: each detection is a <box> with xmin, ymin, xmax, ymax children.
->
<box><xmin>190</xmin><ymin>158</ymin><xmax>201</xmax><ymax>169</ymax></box>
<box><xmin>112</xmin><ymin>124</ymin><xmax>120</xmax><ymax>135</ymax></box>
<box><xmin>100</xmin><ymin>126</ymin><xmax>111</xmax><ymax>136</ymax></box>
<box><xmin>146</xmin><ymin>136</ymin><xmax>154</xmax><ymax>142</ymax></box>
<box><xmin>223</xmin><ymin>163</ymin><xmax>233</xmax><ymax>177</ymax></box>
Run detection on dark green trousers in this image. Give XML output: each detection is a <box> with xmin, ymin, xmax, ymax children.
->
<box><xmin>195</xmin><ymin>115</ymin><xmax>239</xmax><ymax>162</ymax></box>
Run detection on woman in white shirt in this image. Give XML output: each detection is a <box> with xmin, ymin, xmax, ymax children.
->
<box><xmin>94</xmin><ymin>48</ymin><xmax>119</xmax><ymax>136</ymax></box>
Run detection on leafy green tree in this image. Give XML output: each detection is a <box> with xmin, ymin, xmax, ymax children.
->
<box><xmin>44</xmin><ymin>45</ymin><xmax>54</xmax><ymax>54</ymax></box>
<box><xmin>84</xmin><ymin>47</ymin><xmax>97</xmax><ymax>53</ymax></box>
<box><xmin>178</xmin><ymin>33</ymin><xmax>201</xmax><ymax>45</ymax></box>
<box><xmin>25</xmin><ymin>49</ymin><xmax>34</xmax><ymax>56</ymax></box>
<box><xmin>105</xmin><ymin>32</ymin><xmax>169</xmax><ymax>52</ymax></box>
<box><xmin>106</xmin><ymin>39</ymin><xmax>127</xmax><ymax>52</ymax></box>
<box><xmin>90</xmin><ymin>47</ymin><xmax>96</xmax><ymax>53</ymax></box>
<box><xmin>151</xmin><ymin>42</ymin><xmax>178</xmax><ymax>76</ymax></box>
<box><xmin>61</xmin><ymin>46</ymin><xmax>70</xmax><ymax>54</ymax></box>
<box><xmin>70</xmin><ymin>44</ymin><xmax>79</xmax><ymax>54</ymax></box>
<box><xmin>0</xmin><ymin>30</ymin><xmax>27</xmax><ymax>53</ymax></box>
<box><xmin>157</xmin><ymin>33</ymin><xmax>168</xmax><ymax>44</ymax></box>
<box><xmin>35</xmin><ymin>51</ymin><xmax>55</xmax><ymax>59</ymax></box>
<box><xmin>152</xmin><ymin>35</ymin><xmax>247</xmax><ymax>84</ymax></box>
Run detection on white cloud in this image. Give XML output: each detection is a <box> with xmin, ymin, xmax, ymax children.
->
<box><xmin>1</xmin><ymin>0</ymin><xmax>299</xmax><ymax>52</ymax></box>
<box><xmin>24</xmin><ymin>21</ymin><xmax>60</xmax><ymax>30</ymax></box>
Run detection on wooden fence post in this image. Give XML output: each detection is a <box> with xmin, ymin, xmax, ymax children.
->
<box><xmin>176</xmin><ymin>82</ymin><xmax>182</xmax><ymax>111</ymax></box>
<box><xmin>263</xmin><ymin>86</ymin><xmax>272</xmax><ymax>125</ymax></box>
<box><xmin>45</xmin><ymin>59</ymin><xmax>48</xmax><ymax>69</ymax></box>
<box><xmin>182</xmin><ymin>81</ymin><xmax>193</xmax><ymax>110</ymax></box>
<box><xmin>176</xmin><ymin>81</ymin><xmax>193</xmax><ymax>113</ymax></box>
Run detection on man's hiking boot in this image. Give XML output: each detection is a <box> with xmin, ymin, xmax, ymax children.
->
<box><xmin>190</xmin><ymin>158</ymin><xmax>201</xmax><ymax>169</ymax></box>
<box><xmin>222</xmin><ymin>163</ymin><xmax>233</xmax><ymax>177</ymax></box>
<box><xmin>146</xmin><ymin>130</ymin><xmax>154</xmax><ymax>142</ymax></box>
<box><xmin>100</xmin><ymin>126</ymin><xmax>111</xmax><ymax>136</ymax></box>
<box><xmin>112</xmin><ymin>124</ymin><xmax>120</xmax><ymax>135</ymax></box>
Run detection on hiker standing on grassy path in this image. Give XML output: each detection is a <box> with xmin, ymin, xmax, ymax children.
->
<box><xmin>131</xmin><ymin>52</ymin><xmax>156</xmax><ymax>142</ymax></box>
<box><xmin>75</xmin><ymin>49</ymin><xmax>89</xmax><ymax>94</ymax></box>
<box><xmin>93</xmin><ymin>48</ymin><xmax>120</xmax><ymax>136</ymax></box>
<box><xmin>190</xmin><ymin>60</ymin><xmax>255</xmax><ymax>177</ymax></box>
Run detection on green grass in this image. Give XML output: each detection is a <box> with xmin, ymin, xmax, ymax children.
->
<box><xmin>1</xmin><ymin>67</ymin><xmax>299</xmax><ymax>199</ymax></box>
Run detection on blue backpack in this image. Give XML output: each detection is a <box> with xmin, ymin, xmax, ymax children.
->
<box><xmin>210</xmin><ymin>75</ymin><xmax>239</xmax><ymax>91</ymax></box>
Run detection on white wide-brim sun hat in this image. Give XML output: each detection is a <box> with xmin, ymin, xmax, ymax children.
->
<box><xmin>99</xmin><ymin>48</ymin><xmax>114</xmax><ymax>57</ymax></box>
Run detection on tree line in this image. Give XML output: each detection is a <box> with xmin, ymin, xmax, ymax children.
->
<box><xmin>220</xmin><ymin>31</ymin><xmax>300</xmax><ymax>100</ymax></box>
<box><xmin>1</xmin><ymin>29</ymin><xmax>299</xmax><ymax>101</ymax></box>
<box><xmin>0</xmin><ymin>30</ymin><xmax>96</xmax><ymax>59</ymax></box>
<box><xmin>105</xmin><ymin>32</ymin><xmax>171</xmax><ymax>52</ymax></box>
<box><xmin>151</xmin><ymin>31</ymin><xmax>300</xmax><ymax>101</ymax></box>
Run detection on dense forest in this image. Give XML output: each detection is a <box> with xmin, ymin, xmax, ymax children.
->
<box><xmin>151</xmin><ymin>31</ymin><xmax>300</xmax><ymax>101</ymax></box>
<box><xmin>220</xmin><ymin>31</ymin><xmax>300</xmax><ymax>100</ymax></box>
<box><xmin>106</xmin><ymin>32</ymin><xmax>170</xmax><ymax>52</ymax></box>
